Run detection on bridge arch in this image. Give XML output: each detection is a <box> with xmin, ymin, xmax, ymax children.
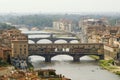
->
<box><xmin>54</xmin><ymin>39</ymin><xmax>67</xmax><ymax>43</ymax></box>
<box><xmin>28</xmin><ymin>54</ymin><xmax>103</xmax><ymax>62</ymax></box>
<box><xmin>51</xmin><ymin>54</ymin><xmax>97</xmax><ymax>61</ymax></box>
<box><xmin>28</xmin><ymin>55</ymin><xmax>45</xmax><ymax>62</ymax></box>
<box><xmin>70</xmin><ymin>40</ymin><xmax>79</xmax><ymax>43</ymax></box>
<box><xmin>51</xmin><ymin>54</ymin><xmax>73</xmax><ymax>61</ymax></box>
<box><xmin>37</xmin><ymin>39</ymin><xmax>52</xmax><ymax>44</ymax></box>
<box><xmin>28</xmin><ymin>40</ymin><xmax>35</xmax><ymax>44</ymax></box>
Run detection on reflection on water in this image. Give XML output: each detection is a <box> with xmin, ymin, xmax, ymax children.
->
<box><xmin>30</xmin><ymin>56</ymin><xmax>120</xmax><ymax>80</ymax></box>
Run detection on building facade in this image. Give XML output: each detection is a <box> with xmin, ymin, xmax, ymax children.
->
<box><xmin>0</xmin><ymin>46</ymin><xmax>11</xmax><ymax>61</ymax></box>
<box><xmin>10</xmin><ymin>33</ymin><xmax>28</xmax><ymax>58</ymax></box>
<box><xmin>0</xmin><ymin>29</ymin><xmax>28</xmax><ymax>59</ymax></box>
<box><xmin>53</xmin><ymin>19</ymin><xmax>74</xmax><ymax>32</ymax></box>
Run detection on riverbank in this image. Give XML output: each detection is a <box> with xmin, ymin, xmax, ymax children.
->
<box><xmin>90</xmin><ymin>55</ymin><xmax>120</xmax><ymax>76</ymax></box>
<box><xmin>0</xmin><ymin>66</ymin><xmax>71</xmax><ymax>80</ymax></box>
<box><xmin>0</xmin><ymin>66</ymin><xmax>14</xmax><ymax>76</ymax></box>
<box><xmin>99</xmin><ymin>60</ymin><xmax>120</xmax><ymax>76</ymax></box>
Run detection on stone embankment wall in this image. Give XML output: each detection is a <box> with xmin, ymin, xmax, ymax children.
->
<box><xmin>0</xmin><ymin>66</ymin><xmax>14</xmax><ymax>76</ymax></box>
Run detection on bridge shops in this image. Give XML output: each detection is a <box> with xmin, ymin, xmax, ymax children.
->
<box><xmin>0</xmin><ymin>29</ymin><xmax>105</xmax><ymax>64</ymax></box>
<box><xmin>28</xmin><ymin>43</ymin><xmax>104</xmax><ymax>62</ymax></box>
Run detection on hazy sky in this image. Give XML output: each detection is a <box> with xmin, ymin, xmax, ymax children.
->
<box><xmin>0</xmin><ymin>0</ymin><xmax>120</xmax><ymax>13</ymax></box>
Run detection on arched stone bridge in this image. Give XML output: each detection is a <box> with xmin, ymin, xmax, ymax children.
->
<box><xmin>28</xmin><ymin>37</ymin><xmax>80</xmax><ymax>43</ymax></box>
<box><xmin>23</xmin><ymin>32</ymin><xmax>76</xmax><ymax>37</ymax></box>
<box><xmin>28</xmin><ymin>43</ymin><xmax>104</xmax><ymax>62</ymax></box>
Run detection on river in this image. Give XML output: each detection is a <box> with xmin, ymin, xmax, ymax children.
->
<box><xmin>30</xmin><ymin>56</ymin><xmax>120</xmax><ymax>80</ymax></box>
<box><xmin>22</xmin><ymin>30</ymin><xmax>120</xmax><ymax>80</ymax></box>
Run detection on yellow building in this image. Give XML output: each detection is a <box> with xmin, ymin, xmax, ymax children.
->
<box><xmin>11</xmin><ymin>34</ymin><xmax>28</xmax><ymax>59</ymax></box>
<box><xmin>2</xmin><ymin>29</ymin><xmax>29</xmax><ymax>59</ymax></box>
<box><xmin>0</xmin><ymin>29</ymin><xmax>28</xmax><ymax>60</ymax></box>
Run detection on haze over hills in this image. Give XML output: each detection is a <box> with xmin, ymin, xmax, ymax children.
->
<box><xmin>0</xmin><ymin>12</ymin><xmax>120</xmax><ymax>29</ymax></box>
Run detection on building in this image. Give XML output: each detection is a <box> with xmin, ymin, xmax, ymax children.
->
<box><xmin>79</xmin><ymin>18</ymin><xmax>109</xmax><ymax>43</ymax></box>
<box><xmin>79</xmin><ymin>18</ymin><xmax>109</xmax><ymax>34</ymax></box>
<box><xmin>87</xmin><ymin>25</ymin><xmax>120</xmax><ymax>60</ymax></box>
<box><xmin>0</xmin><ymin>45</ymin><xmax>11</xmax><ymax>61</ymax></box>
<box><xmin>53</xmin><ymin>19</ymin><xmax>74</xmax><ymax>32</ymax></box>
<box><xmin>1</xmin><ymin>29</ymin><xmax>28</xmax><ymax>59</ymax></box>
<box><xmin>1</xmin><ymin>29</ymin><xmax>22</xmax><ymax>47</ymax></box>
<box><xmin>37</xmin><ymin>69</ymin><xmax>71</xmax><ymax>80</ymax></box>
<box><xmin>11</xmin><ymin>34</ymin><xmax>28</xmax><ymax>59</ymax></box>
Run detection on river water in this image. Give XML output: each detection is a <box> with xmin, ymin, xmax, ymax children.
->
<box><xmin>30</xmin><ymin>56</ymin><xmax>120</xmax><ymax>80</ymax></box>
<box><xmin>22</xmin><ymin>31</ymin><xmax>120</xmax><ymax>80</ymax></box>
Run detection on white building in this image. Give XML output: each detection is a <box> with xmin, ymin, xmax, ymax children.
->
<box><xmin>53</xmin><ymin>19</ymin><xmax>74</xmax><ymax>32</ymax></box>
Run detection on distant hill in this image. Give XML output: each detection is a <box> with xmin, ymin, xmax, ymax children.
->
<box><xmin>0</xmin><ymin>13</ymin><xmax>120</xmax><ymax>28</ymax></box>
<box><xmin>0</xmin><ymin>23</ymin><xmax>15</xmax><ymax>30</ymax></box>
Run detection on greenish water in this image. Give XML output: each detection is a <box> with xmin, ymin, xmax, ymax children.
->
<box><xmin>30</xmin><ymin>56</ymin><xmax>120</xmax><ymax>80</ymax></box>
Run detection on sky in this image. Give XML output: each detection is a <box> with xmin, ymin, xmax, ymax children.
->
<box><xmin>0</xmin><ymin>0</ymin><xmax>120</xmax><ymax>14</ymax></box>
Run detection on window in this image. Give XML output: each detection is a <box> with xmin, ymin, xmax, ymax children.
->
<box><xmin>20</xmin><ymin>45</ymin><xmax>22</xmax><ymax>47</ymax></box>
<box><xmin>24</xmin><ymin>45</ymin><xmax>26</xmax><ymax>47</ymax></box>
<box><xmin>24</xmin><ymin>48</ymin><xmax>26</xmax><ymax>50</ymax></box>
<box><xmin>20</xmin><ymin>48</ymin><xmax>22</xmax><ymax>51</ymax></box>
<box><xmin>24</xmin><ymin>51</ymin><xmax>26</xmax><ymax>54</ymax></box>
<box><xmin>14</xmin><ymin>51</ymin><xmax>16</xmax><ymax>54</ymax></box>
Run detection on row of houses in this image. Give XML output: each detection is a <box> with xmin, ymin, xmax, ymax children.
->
<box><xmin>0</xmin><ymin>29</ymin><xmax>28</xmax><ymax>61</ymax></box>
<box><xmin>80</xmin><ymin>18</ymin><xmax>120</xmax><ymax>62</ymax></box>
<box><xmin>53</xmin><ymin>18</ymin><xmax>109</xmax><ymax>33</ymax></box>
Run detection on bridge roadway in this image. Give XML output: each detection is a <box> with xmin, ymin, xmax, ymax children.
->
<box><xmin>23</xmin><ymin>32</ymin><xmax>76</xmax><ymax>37</ymax></box>
<box><xmin>28</xmin><ymin>37</ymin><xmax>80</xmax><ymax>43</ymax></box>
<box><xmin>28</xmin><ymin>43</ymin><xmax>104</xmax><ymax>62</ymax></box>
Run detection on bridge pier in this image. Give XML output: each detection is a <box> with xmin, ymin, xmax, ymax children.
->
<box><xmin>45</xmin><ymin>56</ymin><xmax>51</xmax><ymax>62</ymax></box>
<box><xmin>73</xmin><ymin>55</ymin><xmax>80</xmax><ymax>62</ymax></box>
<box><xmin>99</xmin><ymin>55</ymin><xmax>104</xmax><ymax>60</ymax></box>
<box><xmin>67</xmin><ymin>40</ymin><xmax>70</xmax><ymax>43</ymax></box>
